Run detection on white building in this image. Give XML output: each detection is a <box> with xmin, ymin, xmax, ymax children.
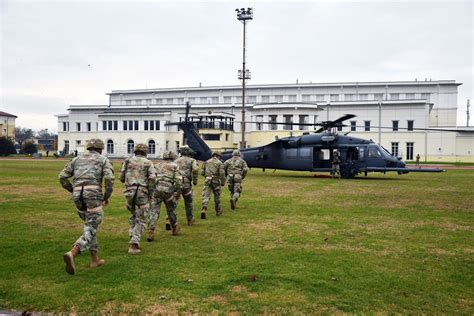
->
<box><xmin>57</xmin><ymin>80</ymin><xmax>474</xmax><ymax>162</ymax></box>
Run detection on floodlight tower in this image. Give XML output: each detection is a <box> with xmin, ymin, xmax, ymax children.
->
<box><xmin>236</xmin><ymin>7</ymin><xmax>253</xmax><ymax>149</ymax></box>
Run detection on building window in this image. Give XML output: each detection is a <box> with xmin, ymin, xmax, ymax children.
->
<box><xmin>406</xmin><ymin>142</ymin><xmax>414</xmax><ymax>160</ymax></box>
<box><xmin>211</xmin><ymin>97</ymin><xmax>219</xmax><ymax>103</ymax></box>
<box><xmin>145</xmin><ymin>99</ymin><xmax>152</xmax><ymax>105</ymax></box>
<box><xmin>103</xmin><ymin>120</ymin><xmax>118</xmax><ymax>131</ymax></box>
<box><xmin>235</xmin><ymin>96</ymin><xmax>242</xmax><ymax>103</ymax></box>
<box><xmin>359</xmin><ymin>94</ymin><xmax>368</xmax><ymax>100</ymax></box>
<box><xmin>177</xmin><ymin>98</ymin><xmax>184</xmax><ymax>104</ymax></box>
<box><xmin>344</xmin><ymin>94</ymin><xmax>355</xmax><ymax>101</ymax></box>
<box><xmin>337</xmin><ymin>125</ymin><xmax>343</xmax><ymax>131</ymax></box>
<box><xmin>223</xmin><ymin>96</ymin><xmax>231</xmax><ymax>103</ymax></box>
<box><xmin>126</xmin><ymin>100</ymin><xmax>132</xmax><ymax>105</ymax></box>
<box><xmin>391</xmin><ymin>142</ymin><xmax>399</xmax><ymax>157</ymax></box>
<box><xmin>288</xmin><ymin>95</ymin><xmax>297</xmax><ymax>102</ymax></box>
<box><xmin>350</xmin><ymin>121</ymin><xmax>356</xmax><ymax>131</ymax></box>
<box><xmin>247</xmin><ymin>95</ymin><xmax>257</xmax><ymax>103</ymax></box>
<box><xmin>315</xmin><ymin>94</ymin><xmax>325</xmax><ymax>102</ymax></box>
<box><xmin>262</xmin><ymin>95</ymin><xmax>270</xmax><ymax>103</ymax></box>
<box><xmin>269</xmin><ymin>115</ymin><xmax>278</xmax><ymax>130</ymax></box>
<box><xmin>373</xmin><ymin>93</ymin><xmax>383</xmax><ymax>101</ymax></box>
<box><xmin>64</xmin><ymin>140</ymin><xmax>69</xmax><ymax>154</ymax></box>
<box><xmin>148</xmin><ymin>140</ymin><xmax>156</xmax><ymax>155</ymax></box>
<box><xmin>63</xmin><ymin>122</ymin><xmax>69</xmax><ymax>132</ymax></box>
<box><xmin>166</xmin><ymin>98</ymin><xmax>174</xmax><ymax>105</ymax></box>
<box><xmin>392</xmin><ymin>120</ymin><xmax>399</xmax><ymax>131</ymax></box>
<box><xmin>299</xmin><ymin>115</ymin><xmax>308</xmax><ymax>130</ymax></box>
<box><xmin>199</xmin><ymin>97</ymin><xmax>207</xmax><ymax>104</ymax></box>
<box><xmin>283</xmin><ymin>115</ymin><xmax>293</xmax><ymax>130</ymax></box>
<box><xmin>364</xmin><ymin>121</ymin><xmax>370</xmax><ymax>131</ymax></box>
<box><xmin>144</xmin><ymin>121</ymin><xmax>148</xmax><ymax>130</ymax></box>
<box><xmin>275</xmin><ymin>95</ymin><xmax>283</xmax><ymax>103</ymax></box>
<box><xmin>76</xmin><ymin>122</ymin><xmax>81</xmax><ymax>132</ymax></box>
<box><xmin>421</xmin><ymin>93</ymin><xmax>430</xmax><ymax>101</ymax></box>
<box><xmin>330</xmin><ymin>94</ymin><xmax>339</xmax><ymax>102</ymax></box>
<box><xmin>202</xmin><ymin>134</ymin><xmax>220</xmax><ymax>141</ymax></box>
<box><xmin>87</xmin><ymin>122</ymin><xmax>91</xmax><ymax>131</ymax></box>
<box><xmin>405</xmin><ymin>93</ymin><xmax>415</xmax><ymax>99</ymax></box>
<box><xmin>107</xmin><ymin>140</ymin><xmax>114</xmax><ymax>154</ymax></box>
<box><xmin>76</xmin><ymin>140</ymin><xmax>81</xmax><ymax>145</ymax></box>
<box><xmin>390</xmin><ymin>93</ymin><xmax>400</xmax><ymax>100</ymax></box>
<box><xmin>407</xmin><ymin>120</ymin><xmax>414</xmax><ymax>131</ymax></box>
<box><xmin>302</xmin><ymin>94</ymin><xmax>311</xmax><ymax>102</ymax></box>
<box><xmin>165</xmin><ymin>140</ymin><xmax>169</xmax><ymax>151</ymax></box>
<box><xmin>176</xmin><ymin>141</ymin><xmax>180</xmax><ymax>151</ymax></box>
<box><xmin>156</xmin><ymin>98</ymin><xmax>163</xmax><ymax>105</ymax></box>
<box><xmin>127</xmin><ymin>140</ymin><xmax>134</xmax><ymax>155</ymax></box>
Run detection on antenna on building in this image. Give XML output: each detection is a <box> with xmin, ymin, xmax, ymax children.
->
<box><xmin>199</xmin><ymin>82</ymin><xmax>202</xmax><ymax>87</ymax></box>
<box><xmin>467</xmin><ymin>99</ymin><xmax>471</xmax><ymax>127</ymax></box>
<box><xmin>296</xmin><ymin>79</ymin><xmax>299</xmax><ymax>84</ymax></box>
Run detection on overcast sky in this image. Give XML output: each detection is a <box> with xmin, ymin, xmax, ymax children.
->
<box><xmin>1</xmin><ymin>0</ymin><xmax>472</xmax><ymax>132</ymax></box>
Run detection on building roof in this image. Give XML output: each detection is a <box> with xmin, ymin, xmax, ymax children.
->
<box><xmin>107</xmin><ymin>80</ymin><xmax>462</xmax><ymax>95</ymax></box>
<box><xmin>0</xmin><ymin>111</ymin><xmax>17</xmax><ymax>118</ymax></box>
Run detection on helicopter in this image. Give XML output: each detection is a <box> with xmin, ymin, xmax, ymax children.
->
<box><xmin>173</xmin><ymin>103</ymin><xmax>448</xmax><ymax>178</ymax></box>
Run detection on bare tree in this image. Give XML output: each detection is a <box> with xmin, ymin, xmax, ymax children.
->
<box><xmin>37</xmin><ymin>128</ymin><xmax>55</xmax><ymax>139</ymax></box>
<box><xmin>14</xmin><ymin>127</ymin><xmax>34</xmax><ymax>148</ymax></box>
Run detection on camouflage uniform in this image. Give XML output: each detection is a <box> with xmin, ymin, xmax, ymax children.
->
<box><xmin>176</xmin><ymin>146</ymin><xmax>199</xmax><ymax>225</ymax></box>
<box><xmin>59</xmin><ymin>138</ymin><xmax>114</xmax><ymax>275</ymax></box>
<box><xmin>201</xmin><ymin>151</ymin><xmax>226</xmax><ymax>217</ymax></box>
<box><xmin>224</xmin><ymin>149</ymin><xmax>249</xmax><ymax>210</ymax></box>
<box><xmin>120</xmin><ymin>143</ymin><xmax>156</xmax><ymax>253</ymax></box>
<box><xmin>332</xmin><ymin>150</ymin><xmax>341</xmax><ymax>178</ymax></box>
<box><xmin>153</xmin><ymin>151</ymin><xmax>182</xmax><ymax>235</ymax></box>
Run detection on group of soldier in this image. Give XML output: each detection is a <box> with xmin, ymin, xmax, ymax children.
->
<box><xmin>58</xmin><ymin>138</ymin><xmax>248</xmax><ymax>275</ymax></box>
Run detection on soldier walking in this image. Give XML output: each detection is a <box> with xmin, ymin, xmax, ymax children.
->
<box><xmin>201</xmin><ymin>151</ymin><xmax>226</xmax><ymax>218</ymax></box>
<box><xmin>58</xmin><ymin>139</ymin><xmax>114</xmax><ymax>275</ymax></box>
<box><xmin>176</xmin><ymin>145</ymin><xmax>199</xmax><ymax>226</ymax></box>
<box><xmin>224</xmin><ymin>149</ymin><xmax>249</xmax><ymax>210</ymax></box>
<box><xmin>119</xmin><ymin>143</ymin><xmax>156</xmax><ymax>255</ymax></box>
<box><xmin>332</xmin><ymin>149</ymin><xmax>341</xmax><ymax>178</ymax></box>
<box><xmin>153</xmin><ymin>151</ymin><xmax>182</xmax><ymax>236</ymax></box>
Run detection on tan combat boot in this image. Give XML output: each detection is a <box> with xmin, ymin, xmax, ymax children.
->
<box><xmin>201</xmin><ymin>207</ymin><xmax>207</xmax><ymax>219</ymax></box>
<box><xmin>146</xmin><ymin>229</ymin><xmax>155</xmax><ymax>242</ymax></box>
<box><xmin>165</xmin><ymin>218</ymin><xmax>171</xmax><ymax>231</ymax></box>
<box><xmin>90</xmin><ymin>251</ymin><xmax>105</xmax><ymax>268</ymax></box>
<box><xmin>216</xmin><ymin>208</ymin><xmax>223</xmax><ymax>216</ymax></box>
<box><xmin>187</xmin><ymin>217</ymin><xmax>195</xmax><ymax>226</ymax></box>
<box><xmin>63</xmin><ymin>245</ymin><xmax>80</xmax><ymax>275</ymax></box>
<box><xmin>128</xmin><ymin>243</ymin><xmax>141</xmax><ymax>255</ymax></box>
<box><xmin>230</xmin><ymin>199</ymin><xmax>236</xmax><ymax>210</ymax></box>
<box><xmin>172</xmin><ymin>224</ymin><xmax>181</xmax><ymax>236</ymax></box>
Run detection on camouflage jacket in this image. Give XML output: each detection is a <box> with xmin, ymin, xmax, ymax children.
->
<box><xmin>224</xmin><ymin>157</ymin><xmax>249</xmax><ymax>179</ymax></box>
<box><xmin>120</xmin><ymin>155</ymin><xmax>156</xmax><ymax>195</ymax></box>
<box><xmin>155</xmin><ymin>160</ymin><xmax>182</xmax><ymax>192</ymax></box>
<box><xmin>201</xmin><ymin>157</ymin><xmax>226</xmax><ymax>184</ymax></box>
<box><xmin>58</xmin><ymin>150</ymin><xmax>115</xmax><ymax>200</ymax></box>
<box><xmin>176</xmin><ymin>156</ymin><xmax>199</xmax><ymax>185</ymax></box>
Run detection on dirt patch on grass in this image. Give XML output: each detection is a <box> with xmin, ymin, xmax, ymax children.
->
<box><xmin>207</xmin><ymin>295</ymin><xmax>228</xmax><ymax>305</ymax></box>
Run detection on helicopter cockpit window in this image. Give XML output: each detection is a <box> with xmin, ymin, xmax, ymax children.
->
<box><xmin>358</xmin><ymin>147</ymin><xmax>365</xmax><ymax>160</ymax></box>
<box><xmin>299</xmin><ymin>147</ymin><xmax>311</xmax><ymax>158</ymax></box>
<box><xmin>368</xmin><ymin>146</ymin><xmax>382</xmax><ymax>158</ymax></box>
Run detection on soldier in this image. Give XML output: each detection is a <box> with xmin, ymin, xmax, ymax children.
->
<box><xmin>153</xmin><ymin>151</ymin><xmax>182</xmax><ymax>236</ymax></box>
<box><xmin>119</xmin><ymin>143</ymin><xmax>156</xmax><ymax>255</ymax></box>
<box><xmin>224</xmin><ymin>149</ymin><xmax>249</xmax><ymax>210</ymax></box>
<box><xmin>58</xmin><ymin>138</ymin><xmax>114</xmax><ymax>275</ymax></box>
<box><xmin>176</xmin><ymin>145</ymin><xmax>199</xmax><ymax>226</ymax></box>
<box><xmin>201</xmin><ymin>151</ymin><xmax>226</xmax><ymax>219</ymax></box>
<box><xmin>332</xmin><ymin>149</ymin><xmax>341</xmax><ymax>178</ymax></box>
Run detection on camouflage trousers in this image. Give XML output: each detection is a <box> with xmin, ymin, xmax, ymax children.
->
<box><xmin>148</xmin><ymin>184</ymin><xmax>178</xmax><ymax>231</ymax></box>
<box><xmin>227</xmin><ymin>174</ymin><xmax>243</xmax><ymax>202</ymax></box>
<box><xmin>71</xmin><ymin>187</ymin><xmax>104</xmax><ymax>253</ymax></box>
<box><xmin>202</xmin><ymin>179</ymin><xmax>222</xmax><ymax>212</ymax></box>
<box><xmin>332</xmin><ymin>164</ymin><xmax>340</xmax><ymax>177</ymax></box>
<box><xmin>124</xmin><ymin>186</ymin><xmax>150</xmax><ymax>245</ymax></box>
<box><xmin>180</xmin><ymin>182</ymin><xmax>194</xmax><ymax>221</ymax></box>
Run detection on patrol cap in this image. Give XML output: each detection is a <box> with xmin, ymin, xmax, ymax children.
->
<box><xmin>179</xmin><ymin>145</ymin><xmax>194</xmax><ymax>156</ymax></box>
<box><xmin>212</xmin><ymin>150</ymin><xmax>222</xmax><ymax>157</ymax></box>
<box><xmin>134</xmin><ymin>143</ymin><xmax>148</xmax><ymax>154</ymax></box>
<box><xmin>86</xmin><ymin>138</ymin><xmax>104</xmax><ymax>150</ymax></box>
<box><xmin>232</xmin><ymin>149</ymin><xmax>240</xmax><ymax>156</ymax></box>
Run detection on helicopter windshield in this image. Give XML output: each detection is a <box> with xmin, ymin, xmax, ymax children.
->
<box><xmin>381</xmin><ymin>146</ymin><xmax>393</xmax><ymax>156</ymax></box>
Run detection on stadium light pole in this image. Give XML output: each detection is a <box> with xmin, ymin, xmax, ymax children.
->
<box><xmin>236</xmin><ymin>7</ymin><xmax>253</xmax><ymax>149</ymax></box>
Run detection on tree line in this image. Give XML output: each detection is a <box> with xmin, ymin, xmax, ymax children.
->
<box><xmin>0</xmin><ymin>127</ymin><xmax>57</xmax><ymax>156</ymax></box>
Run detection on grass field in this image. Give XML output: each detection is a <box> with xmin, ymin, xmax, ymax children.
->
<box><xmin>0</xmin><ymin>159</ymin><xmax>473</xmax><ymax>314</ymax></box>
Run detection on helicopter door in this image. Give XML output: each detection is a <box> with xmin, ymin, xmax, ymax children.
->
<box><xmin>367</xmin><ymin>145</ymin><xmax>383</xmax><ymax>167</ymax></box>
<box><xmin>313</xmin><ymin>148</ymin><xmax>331</xmax><ymax>168</ymax></box>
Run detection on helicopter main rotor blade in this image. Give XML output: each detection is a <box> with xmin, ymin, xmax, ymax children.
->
<box><xmin>355</xmin><ymin>125</ymin><xmax>473</xmax><ymax>133</ymax></box>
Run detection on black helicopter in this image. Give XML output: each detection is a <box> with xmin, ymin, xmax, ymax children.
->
<box><xmin>174</xmin><ymin>103</ymin><xmax>446</xmax><ymax>178</ymax></box>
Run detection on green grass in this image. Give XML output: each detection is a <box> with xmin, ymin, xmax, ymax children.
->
<box><xmin>0</xmin><ymin>159</ymin><xmax>473</xmax><ymax>314</ymax></box>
